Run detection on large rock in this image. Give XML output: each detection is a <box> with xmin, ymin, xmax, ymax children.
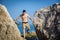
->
<box><xmin>0</xmin><ymin>4</ymin><xmax>22</xmax><ymax>40</ymax></box>
<box><xmin>34</xmin><ymin>3</ymin><xmax>60</xmax><ymax>40</ymax></box>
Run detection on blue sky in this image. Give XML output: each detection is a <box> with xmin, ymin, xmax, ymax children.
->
<box><xmin>0</xmin><ymin>0</ymin><xmax>60</xmax><ymax>24</ymax></box>
<box><xmin>0</xmin><ymin>0</ymin><xmax>60</xmax><ymax>33</ymax></box>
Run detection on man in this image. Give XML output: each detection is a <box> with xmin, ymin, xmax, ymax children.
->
<box><xmin>15</xmin><ymin>10</ymin><xmax>33</xmax><ymax>38</ymax></box>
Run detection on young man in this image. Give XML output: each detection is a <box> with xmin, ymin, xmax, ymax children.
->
<box><xmin>15</xmin><ymin>10</ymin><xmax>33</xmax><ymax>38</ymax></box>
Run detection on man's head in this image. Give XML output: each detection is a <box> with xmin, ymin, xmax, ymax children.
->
<box><xmin>23</xmin><ymin>10</ymin><xmax>26</xmax><ymax>13</ymax></box>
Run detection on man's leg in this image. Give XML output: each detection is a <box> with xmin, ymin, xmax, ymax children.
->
<box><xmin>23</xmin><ymin>28</ymin><xmax>25</xmax><ymax>38</ymax></box>
<box><xmin>26</xmin><ymin>23</ymin><xmax>30</xmax><ymax>33</ymax></box>
<box><xmin>22</xmin><ymin>24</ymin><xmax>25</xmax><ymax>38</ymax></box>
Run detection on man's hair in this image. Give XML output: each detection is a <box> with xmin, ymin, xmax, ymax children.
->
<box><xmin>23</xmin><ymin>10</ymin><xmax>26</xmax><ymax>12</ymax></box>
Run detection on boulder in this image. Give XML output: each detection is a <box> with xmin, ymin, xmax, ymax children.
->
<box><xmin>0</xmin><ymin>4</ymin><xmax>24</xmax><ymax>40</ymax></box>
<box><xmin>34</xmin><ymin>3</ymin><xmax>60</xmax><ymax>40</ymax></box>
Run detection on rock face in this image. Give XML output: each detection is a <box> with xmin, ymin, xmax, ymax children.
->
<box><xmin>0</xmin><ymin>4</ymin><xmax>21</xmax><ymax>40</ymax></box>
<box><xmin>34</xmin><ymin>3</ymin><xmax>60</xmax><ymax>40</ymax></box>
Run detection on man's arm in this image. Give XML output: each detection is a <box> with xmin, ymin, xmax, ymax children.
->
<box><xmin>27</xmin><ymin>14</ymin><xmax>33</xmax><ymax>22</ymax></box>
<box><xmin>14</xmin><ymin>15</ymin><xmax>21</xmax><ymax>22</ymax></box>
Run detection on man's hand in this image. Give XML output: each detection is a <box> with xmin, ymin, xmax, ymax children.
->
<box><xmin>14</xmin><ymin>19</ymin><xmax>17</xmax><ymax>23</ymax></box>
<box><xmin>32</xmin><ymin>19</ymin><xmax>34</xmax><ymax>23</ymax></box>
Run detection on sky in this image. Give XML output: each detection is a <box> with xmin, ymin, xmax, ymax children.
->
<box><xmin>0</xmin><ymin>0</ymin><xmax>60</xmax><ymax>24</ymax></box>
<box><xmin>0</xmin><ymin>0</ymin><xmax>60</xmax><ymax>33</ymax></box>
